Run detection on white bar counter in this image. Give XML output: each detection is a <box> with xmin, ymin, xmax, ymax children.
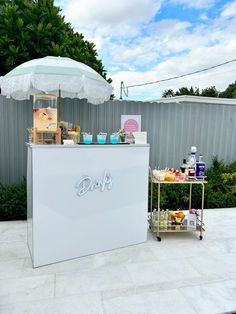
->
<box><xmin>27</xmin><ymin>144</ymin><xmax>150</xmax><ymax>267</ymax></box>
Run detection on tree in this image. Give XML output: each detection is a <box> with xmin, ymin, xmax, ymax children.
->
<box><xmin>201</xmin><ymin>86</ymin><xmax>219</xmax><ymax>97</ymax></box>
<box><xmin>0</xmin><ymin>0</ymin><xmax>109</xmax><ymax>80</ymax></box>
<box><xmin>162</xmin><ymin>82</ymin><xmax>236</xmax><ymax>99</ymax></box>
<box><xmin>162</xmin><ymin>89</ymin><xmax>175</xmax><ymax>98</ymax></box>
<box><xmin>175</xmin><ymin>86</ymin><xmax>200</xmax><ymax>96</ymax></box>
<box><xmin>219</xmin><ymin>81</ymin><xmax>236</xmax><ymax>98</ymax></box>
<box><xmin>162</xmin><ymin>86</ymin><xmax>199</xmax><ymax>98</ymax></box>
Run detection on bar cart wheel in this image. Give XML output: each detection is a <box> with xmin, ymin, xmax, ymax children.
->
<box><xmin>157</xmin><ymin>236</ymin><xmax>161</xmax><ymax>242</ymax></box>
<box><xmin>199</xmin><ymin>235</ymin><xmax>203</xmax><ymax>240</ymax></box>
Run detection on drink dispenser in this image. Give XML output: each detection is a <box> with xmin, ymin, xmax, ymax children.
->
<box><xmin>33</xmin><ymin>94</ymin><xmax>58</xmax><ymax>131</ymax></box>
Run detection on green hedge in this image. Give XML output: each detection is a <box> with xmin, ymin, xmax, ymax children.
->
<box><xmin>0</xmin><ymin>178</ymin><xmax>27</xmax><ymax>221</ymax></box>
<box><xmin>149</xmin><ymin>157</ymin><xmax>236</xmax><ymax>210</ymax></box>
<box><xmin>0</xmin><ymin>157</ymin><xmax>236</xmax><ymax>221</ymax></box>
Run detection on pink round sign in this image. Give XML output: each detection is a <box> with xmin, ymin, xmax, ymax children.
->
<box><xmin>124</xmin><ymin>119</ymin><xmax>139</xmax><ymax>133</ymax></box>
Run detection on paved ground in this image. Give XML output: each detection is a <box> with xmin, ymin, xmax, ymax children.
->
<box><xmin>0</xmin><ymin>208</ymin><xmax>236</xmax><ymax>314</ymax></box>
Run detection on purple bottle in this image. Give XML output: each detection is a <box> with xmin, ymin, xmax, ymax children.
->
<box><xmin>196</xmin><ymin>155</ymin><xmax>205</xmax><ymax>180</ymax></box>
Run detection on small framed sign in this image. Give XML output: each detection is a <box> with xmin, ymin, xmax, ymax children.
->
<box><xmin>121</xmin><ymin>115</ymin><xmax>141</xmax><ymax>143</ymax></box>
<box><xmin>63</xmin><ymin>139</ymin><xmax>74</xmax><ymax>145</ymax></box>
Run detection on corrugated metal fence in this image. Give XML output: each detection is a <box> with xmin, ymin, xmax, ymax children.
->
<box><xmin>1</xmin><ymin>95</ymin><xmax>236</xmax><ymax>184</ymax></box>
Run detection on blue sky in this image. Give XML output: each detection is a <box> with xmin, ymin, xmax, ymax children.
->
<box><xmin>55</xmin><ymin>0</ymin><xmax>236</xmax><ymax>100</ymax></box>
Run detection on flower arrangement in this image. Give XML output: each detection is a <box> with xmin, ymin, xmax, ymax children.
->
<box><xmin>117</xmin><ymin>129</ymin><xmax>126</xmax><ymax>143</ymax></box>
<box><xmin>117</xmin><ymin>129</ymin><xmax>126</xmax><ymax>137</ymax></box>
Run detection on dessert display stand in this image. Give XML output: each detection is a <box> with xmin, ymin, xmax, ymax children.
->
<box><xmin>149</xmin><ymin>168</ymin><xmax>206</xmax><ymax>241</ymax></box>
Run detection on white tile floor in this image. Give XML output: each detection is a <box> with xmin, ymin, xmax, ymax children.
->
<box><xmin>0</xmin><ymin>208</ymin><xmax>236</xmax><ymax>314</ymax></box>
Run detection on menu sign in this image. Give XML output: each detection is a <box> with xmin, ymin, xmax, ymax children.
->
<box><xmin>121</xmin><ymin>115</ymin><xmax>141</xmax><ymax>143</ymax></box>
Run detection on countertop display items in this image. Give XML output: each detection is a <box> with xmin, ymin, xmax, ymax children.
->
<box><xmin>80</xmin><ymin>130</ymin><xmax>140</xmax><ymax>145</ymax></box>
<box><xmin>133</xmin><ymin>132</ymin><xmax>147</xmax><ymax>144</ymax></box>
<box><xmin>110</xmin><ymin>134</ymin><xmax>119</xmax><ymax>144</ymax></box>
<box><xmin>117</xmin><ymin>129</ymin><xmax>126</xmax><ymax>143</ymax></box>
<box><xmin>149</xmin><ymin>167</ymin><xmax>207</xmax><ymax>241</ymax></box>
<box><xmin>68</xmin><ymin>125</ymin><xmax>80</xmax><ymax>144</ymax></box>
<box><xmin>33</xmin><ymin>94</ymin><xmax>57</xmax><ymax>131</ymax></box>
<box><xmin>83</xmin><ymin>133</ymin><xmax>93</xmax><ymax>144</ymax></box>
<box><xmin>27</xmin><ymin>127</ymin><xmax>61</xmax><ymax>145</ymax></box>
<box><xmin>28</xmin><ymin>93</ymin><xmax>61</xmax><ymax>144</ymax></box>
<box><xmin>97</xmin><ymin>133</ymin><xmax>107</xmax><ymax>144</ymax></box>
<box><xmin>58</xmin><ymin>121</ymin><xmax>80</xmax><ymax>145</ymax></box>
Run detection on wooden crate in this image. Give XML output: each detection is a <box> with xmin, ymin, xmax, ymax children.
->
<box><xmin>28</xmin><ymin>127</ymin><xmax>61</xmax><ymax>144</ymax></box>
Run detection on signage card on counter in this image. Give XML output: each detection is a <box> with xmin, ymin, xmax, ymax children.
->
<box><xmin>121</xmin><ymin>115</ymin><xmax>141</xmax><ymax>143</ymax></box>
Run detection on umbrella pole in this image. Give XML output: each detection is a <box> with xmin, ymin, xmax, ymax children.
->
<box><xmin>57</xmin><ymin>88</ymin><xmax>61</xmax><ymax>123</ymax></box>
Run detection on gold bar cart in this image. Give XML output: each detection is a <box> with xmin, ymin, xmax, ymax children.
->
<box><xmin>149</xmin><ymin>168</ymin><xmax>207</xmax><ymax>241</ymax></box>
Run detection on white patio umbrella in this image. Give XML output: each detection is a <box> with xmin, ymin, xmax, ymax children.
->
<box><xmin>0</xmin><ymin>56</ymin><xmax>113</xmax><ymax>104</ymax></box>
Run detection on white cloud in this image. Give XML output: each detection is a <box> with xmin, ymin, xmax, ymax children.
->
<box><xmin>108</xmin><ymin>2</ymin><xmax>236</xmax><ymax>100</ymax></box>
<box><xmin>55</xmin><ymin>0</ymin><xmax>236</xmax><ymax>101</ymax></box>
<box><xmin>199</xmin><ymin>13</ymin><xmax>209</xmax><ymax>21</ymax></box>
<box><xmin>106</xmin><ymin>19</ymin><xmax>207</xmax><ymax>69</ymax></box>
<box><xmin>170</xmin><ymin>0</ymin><xmax>215</xmax><ymax>9</ymax></box>
<box><xmin>59</xmin><ymin>0</ymin><xmax>161</xmax><ymax>37</ymax></box>
<box><xmin>110</xmin><ymin>31</ymin><xmax>236</xmax><ymax>100</ymax></box>
<box><xmin>221</xmin><ymin>1</ymin><xmax>236</xmax><ymax>18</ymax></box>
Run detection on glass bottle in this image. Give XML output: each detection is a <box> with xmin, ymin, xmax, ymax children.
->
<box><xmin>168</xmin><ymin>210</ymin><xmax>172</xmax><ymax>226</ymax></box>
<box><xmin>180</xmin><ymin>159</ymin><xmax>187</xmax><ymax>173</ymax></box>
<box><xmin>188</xmin><ymin>146</ymin><xmax>197</xmax><ymax>180</ymax></box>
<box><xmin>152</xmin><ymin>208</ymin><xmax>158</xmax><ymax>228</ymax></box>
<box><xmin>190</xmin><ymin>146</ymin><xmax>197</xmax><ymax>168</ymax></box>
<box><xmin>162</xmin><ymin>210</ymin><xmax>168</xmax><ymax>229</ymax></box>
<box><xmin>196</xmin><ymin>155</ymin><xmax>205</xmax><ymax>180</ymax></box>
<box><xmin>159</xmin><ymin>210</ymin><xmax>165</xmax><ymax>228</ymax></box>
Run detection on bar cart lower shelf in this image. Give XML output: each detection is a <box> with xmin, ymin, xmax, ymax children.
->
<box><xmin>149</xmin><ymin>170</ymin><xmax>207</xmax><ymax>241</ymax></box>
<box><xmin>150</xmin><ymin>224</ymin><xmax>205</xmax><ymax>241</ymax></box>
